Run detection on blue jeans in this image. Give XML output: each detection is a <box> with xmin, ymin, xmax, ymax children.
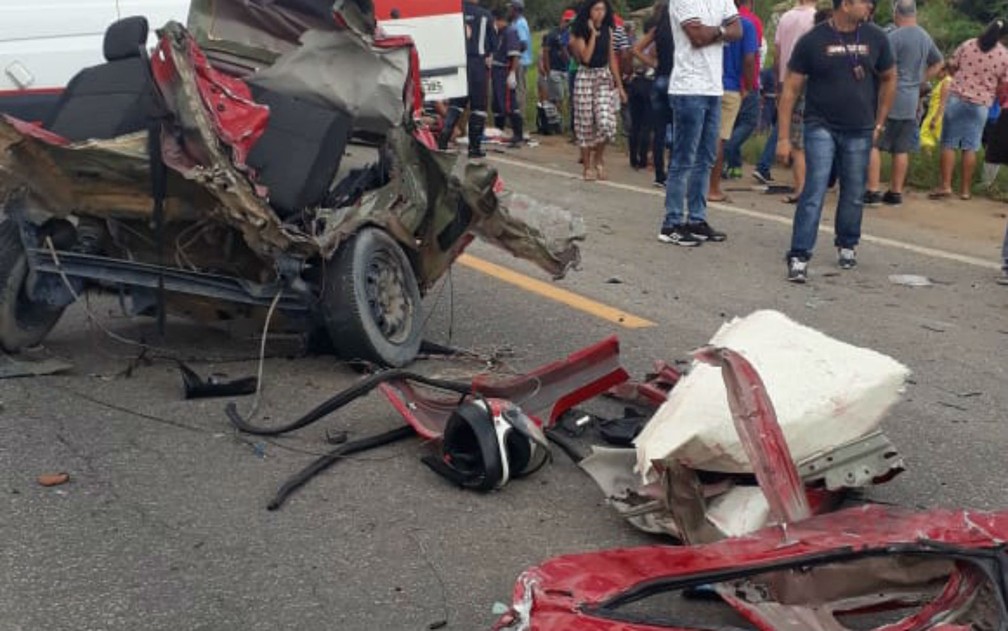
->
<box><xmin>1001</xmin><ymin>222</ymin><xmax>1008</xmax><ymax>270</ymax></box>
<box><xmin>663</xmin><ymin>94</ymin><xmax>720</xmax><ymax>228</ymax></box>
<box><xmin>725</xmin><ymin>92</ymin><xmax>760</xmax><ymax>169</ymax></box>
<box><xmin>650</xmin><ymin>75</ymin><xmax>673</xmax><ymax>182</ymax></box>
<box><xmin>788</xmin><ymin>123</ymin><xmax>873</xmax><ymax>260</ymax></box>
<box><xmin>756</xmin><ymin>122</ymin><xmax>778</xmax><ymax>175</ymax></box>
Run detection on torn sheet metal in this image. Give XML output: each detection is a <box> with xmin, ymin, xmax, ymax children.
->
<box><xmin>179</xmin><ymin>363</ymin><xmax>257</xmax><ymax>399</ymax></box>
<box><xmin>605</xmin><ymin>360</ymin><xmax>682</xmax><ymax>409</ymax></box>
<box><xmin>694</xmin><ymin>346</ymin><xmax>811</xmax><ymax>526</ymax></box>
<box><xmin>379</xmin><ymin>336</ymin><xmax>629</xmax><ymax>439</ymax></box>
<box><xmin>636</xmin><ymin>310</ymin><xmax>911</xmax><ymax>477</ymax></box>
<box><xmin>493</xmin><ymin>506</ymin><xmax>1008</xmax><ymax>631</ymax></box>
<box><xmin>584</xmin><ymin>318</ymin><xmax>906</xmax><ymax>543</ymax></box>
<box><xmin>249</xmin><ymin>29</ymin><xmax>410</xmax><ymax>136</ymax></box>
<box><xmin>798</xmin><ymin>430</ymin><xmax>905</xmax><ymax>491</ymax></box>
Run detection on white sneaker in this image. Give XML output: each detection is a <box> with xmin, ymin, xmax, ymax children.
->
<box><xmin>838</xmin><ymin>248</ymin><xmax>857</xmax><ymax>270</ymax></box>
<box><xmin>787</xmin><ymin>257</ymin><xmax>808</xmax><ymax>283</ymax></box>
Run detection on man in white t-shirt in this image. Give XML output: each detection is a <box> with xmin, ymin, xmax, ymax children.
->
<box><xmin>658</xmin><ymin>0</ymin><xmax>742</xmax><ymax>247</ymax></box>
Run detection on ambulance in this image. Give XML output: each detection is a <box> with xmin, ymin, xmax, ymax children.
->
<box><xmin>374</xmin><ymin>0</ymin><xmax>467</xmax><ymax>100</ymax></box>
<box><xmin>0</xmin><ymin>0</ymin><xmax>467</xmax><ymax>121</ymax></box>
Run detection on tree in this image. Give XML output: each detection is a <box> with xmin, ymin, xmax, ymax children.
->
<box><xmin>953</xmin><ymin>0</ymin><xmax>1008</xmax><ymax>25</ymax></box>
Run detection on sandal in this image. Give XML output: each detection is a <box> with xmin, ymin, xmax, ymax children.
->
<box><xmin>783</xmin><ymin>194</ymin><xmax>801</xmax><ymax>204</ymax></box>
<box><xmin>960</xmin><ymin>193</ymin><xmax>972</xmax><ymax>200</ymax></box>
<box><xmin>927</xmin><ymin>189</ymin><xmax>952</xmax><ymax>199</ymax></box>
<box><xmin>595</xmin><ymin>164</ymin><xmax>607</xmax><ymax>181</ymax></box>
<box><xmin>583</xmin><ymin>167</ymin><xmax>596</xmax><ymax>181</ymax></box>
<box><xmin>708</xmin><ymin>194</ymin><xmax>732</xmax><ymax>203</ymax></box>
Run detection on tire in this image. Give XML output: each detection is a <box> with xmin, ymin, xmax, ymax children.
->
<box><xmin>321</xmin><ymin>227</ymin><xmax>422</xmax><ymax>367</ymax></box>
<box><xmin>0</xmin><ymin>219</ymin><xmax>66</xmax><ymax>352</ymax></box>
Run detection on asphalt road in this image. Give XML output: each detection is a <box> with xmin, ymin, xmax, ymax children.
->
<box><xmin>2</xmin><ymin>143</ymin><xmax>1007</xmax><ymax>630</ymax></box>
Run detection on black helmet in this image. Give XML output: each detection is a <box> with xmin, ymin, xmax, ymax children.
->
<box><xmin>423</xmin><ymin>398</ymin><xmax>550</xmax><ymax>491</ymax></box>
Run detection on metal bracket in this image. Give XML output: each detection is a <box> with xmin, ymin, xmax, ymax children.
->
<box><xmin>797</xmin><ymin>431</ymin><xmax>904</xmax><ymax>491</ymax></box>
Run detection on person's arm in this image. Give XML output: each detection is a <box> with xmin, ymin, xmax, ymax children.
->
<box><xmin>924</xmin><ymin>43</ymin><xmax>944</xmax><ymax>81</ymax></box>
<box><xmin>925</xmin><ymin>60</ymin><xmax>944</xmax><ymax>81</ymax></box>
<box><xmin>875</xmin><ymin>66</ymin><xmax>897</xmax><ymax>141</ymax></box>
<box><xmin>632</xmin><ymin>28</ymin><xmax>658</xmax><ymax>67</ymax></box>
<box><xmin>873</xmin><ymin>39</ymin><xmax>898</xmax><ymax>142</ymax></box>
<box><xmin>740</xmin><ymin>19</ymin><xmax>757</xmax><ymax>97</ymax></box>
<box><xmin>570</xmin><ymin>26</ymin><xmax>599</xmax><ymax>65</ymax></box>
<box><xmin>776</xmin><ymin>70</ymin><xmax>806</xmax><ymax>164</ymax></box>
<box><xmin>542</xmin><ymin>38</ymin><xmax>551</xmax><ymax>73</ymax></box>
<box><xmin>742</xmin><ymin>52</ymin><xmax>756</xmax><ymax>98</ymax></box>
<box><xmin>610</xmin><ymin>35</ymin><xmax>628</xmax><ymax>103</ymax></box>
<box><xmin>682</xmin><ymin>15</ymin><xmax>741</xmax><ymax>47</ymax></box>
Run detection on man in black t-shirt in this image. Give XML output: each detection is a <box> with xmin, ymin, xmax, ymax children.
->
<box><xmin>438</xmin><ymin>0</ymin><xmax>496</xmax><ymax>158</ymax></box>
<box><xmin>777</xmin><ymin>0</ymin><xmax>896</xmax><ymax>283</ymax></box>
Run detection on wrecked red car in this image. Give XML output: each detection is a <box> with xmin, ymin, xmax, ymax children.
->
<box><xmin>0</xmin><ymin>0</ymin><xmax>581</xmax><ymax>366</ymax></box>
<box><xmin>493</xmin><ymin>505</ymin><xmax>1008</xmax><ymax>631</ymax></box>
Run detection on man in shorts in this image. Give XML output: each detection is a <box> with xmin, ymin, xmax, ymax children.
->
<box><xmin>864</xmin><ymin>0</ymin><xmax>943</xmax><ymax>206</ymax></box>
<box><xmin>708</xmin><ymin>1</ymin><xmax>758</xmax><ymax>202</ymax></box>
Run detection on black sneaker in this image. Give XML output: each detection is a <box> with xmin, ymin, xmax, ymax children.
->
<box><xmin>863</xmin><ymin>190</ymin><xmax>883</xmax><ymax>206</ymax></box>
<box><xmin>997</xmin><ymin>268</ymin><xmax>1008</xmax><ymax>286</ymax></box>
<box><xmin>787</xmin><ymin>257</ymin><xmax>808</xmax><ymax>283</ymax></box>
<box><xmin>658</xmin><ymin>225</ymin><xmax>702</xmax><ymax>246</ymax></box>
<box><xmin>753</xmin><ymin>169</ymin><xmax>774</xmax><ymax>184</ymax></box>
<box><xmin>882</xmin><ymin>191</ymin><xmax>903</xmax><ymax>206</ymax></box>
<box><xmin>468</xmin><ymin>147</ymin><xmax>487</xmax><ymax>158</ymax></box>
<box><xmin>688</xmin><ymin>220</ymin><xmax>727</xmax><ymax>242</ymax></box>
<box><xmin>652</xmin><ymin>180</ymin><xmax>666</xmax><ymax>189</ymax></box>
<box><xmin>838</xmin><ymin>247</ymin><xmax>857</xmax><ymax>270</ymax></box>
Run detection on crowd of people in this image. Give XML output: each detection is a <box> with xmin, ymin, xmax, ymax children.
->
<box><xmin>440</xmin><ymin>0</ymin><xmax>1008</xmax><ymax>285</ymax></box>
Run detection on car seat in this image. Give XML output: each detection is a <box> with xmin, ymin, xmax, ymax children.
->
<box><xmin>43</xmin><ymin>17</ymin><xmax>157</xmax><ymax>142</ymax></box>
<box><xmin>246</xmin><ymin>84</ymin><xmax>353</xmax><ymax>218</ymax></box>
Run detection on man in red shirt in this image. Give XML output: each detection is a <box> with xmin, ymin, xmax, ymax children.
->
<box><xmin>723</xmin><ymin>0</ymin><xmax>764</xmax><ymax>179</ymax></box>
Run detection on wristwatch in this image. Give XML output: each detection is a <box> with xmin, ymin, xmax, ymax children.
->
<box><xmin>718</xmin><ymin>25</ymin><xmax>727</xmax><ymax>39</ymax></box>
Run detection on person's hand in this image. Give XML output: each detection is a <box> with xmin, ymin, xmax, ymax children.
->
<box><xmin>619</xmin><ymin>86</ymin><xmax>628</xmax><ymax>104</ymax></box>
<box><xmin>776</xmin><ymin>138</ymin><xmax>792</xmax><ymax>166</ymax></box>
<box><xmin>507</xmin><ymin>71</ymin><xmax>518</xmax><ymax>90</ymax></box>
<box><xmin>589</xmin><ymin>22</ymin><xmax>598</xmax><ymax>37</ymax></box>
<box><xmin>872</xmin><ymin>124</ymin><xmax>884</xmax><ymax>145</ymax></box>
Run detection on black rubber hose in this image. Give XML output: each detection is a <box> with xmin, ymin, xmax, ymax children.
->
<box><xmin>267</xmin><ymin>425</ymin><xmax>416</xmax><ymax>510</ymax></box>
<box><xmin>225</xmin><ymin>369</ymin><xmax>472</xmax><ymax>436</ymax></box>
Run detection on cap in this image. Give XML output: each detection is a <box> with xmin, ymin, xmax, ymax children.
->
<box><xmin>561</xmin><ymin>9</ymin><xmax>575</xmax><ymax>21</ymax></box>
<box><xmin>509</xmin><ymin>0</ymin><xmax>524</xmax><ymax>8</ymax></box>
<box><xmin>614</xmin><ymin>15</ymin><xmax>624</xmax><ymax>27</ymax></box>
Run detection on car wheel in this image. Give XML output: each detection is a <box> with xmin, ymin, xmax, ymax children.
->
<box><xmin>0</xmin><ymin>219</ymin><xmax>66</xmax><ymax>352</ymax></box>
<box><xmin>322</xmin><ymin>227</ymin><xmax>422</xmax><ymax>367</ymax></box>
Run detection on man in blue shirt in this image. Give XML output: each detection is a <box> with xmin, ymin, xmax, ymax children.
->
<box><xmin>509</xmin><ymin>0</ymin><xmax>532</xmax><ymax>112</ymax></box>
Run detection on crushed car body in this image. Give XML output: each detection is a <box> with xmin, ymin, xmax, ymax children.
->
<box><xmin>582</xmin><ymin>310</ymin><xmax>910</xmax><ymax>542</ymax></box>
<box><xmin>0</xmin><ymin>0</ymin><xmax>583</xmax><ymax>366</ymax></box>
<box><xmin>493</xmin><ymin>505</ymin><xmax>1008</xmax><ymax>631</ymax></box>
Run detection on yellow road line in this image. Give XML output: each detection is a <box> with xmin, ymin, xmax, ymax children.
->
<box><xmin>456</xmin><ymin>254</ymin><xmax>656</xmax><ymax>329</ymax></box>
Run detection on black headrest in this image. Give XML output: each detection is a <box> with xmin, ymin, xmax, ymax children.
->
<box><xmin>104</xmin><ymin>17</ymin><xmax>149</xmax><ymax>62</ymax></box>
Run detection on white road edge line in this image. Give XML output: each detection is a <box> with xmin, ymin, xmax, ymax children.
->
<box><xmin>489</xmin><ymin>155</ymin><xmax>1002</xmax><ymax>271</ymax></box>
